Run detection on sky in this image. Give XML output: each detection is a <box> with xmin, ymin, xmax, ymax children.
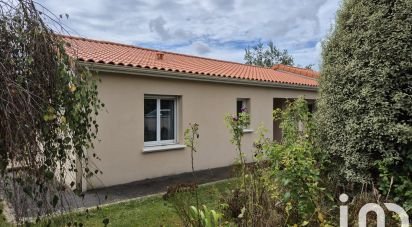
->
<box><xmin>37</xmin><ymin>0</ymin><xmax>341</xmax><ymax>69</ymax></box>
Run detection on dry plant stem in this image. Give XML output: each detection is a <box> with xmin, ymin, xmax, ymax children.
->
<box><xmin>186</xmin><ymin>123</ymin><xmax>201</xmax><ymax>227</ymax></box>
<box><xmin>191</xmin><ymin>135</ymin><xmax>201</xmax><ymax>227</ymax></box>
<box><xmin>237</xmin><ymin>140</ymin><xmax>246</xmax><ymax>185</ymax></box>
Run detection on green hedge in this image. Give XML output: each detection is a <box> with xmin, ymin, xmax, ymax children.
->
<box><xmin>317</xmin><ymin>0</ymin><xmax>412</xmax><ymax>211</ymax></box>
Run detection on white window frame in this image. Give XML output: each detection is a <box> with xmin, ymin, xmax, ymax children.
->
<box><xmin>144</xmin><ymin>95</ymin><xmax>178</xmax><ymax>147</ymax></box>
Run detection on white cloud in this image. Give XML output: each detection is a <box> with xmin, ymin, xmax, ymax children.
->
<box><xmin>37</xmin><ymin>0</ymin><xmax>341</xmax><ymax>69</ymax></box>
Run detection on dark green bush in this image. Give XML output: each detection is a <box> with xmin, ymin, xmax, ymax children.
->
<box><xmin>317</xmin><ymin>0</ymin><xmax>412</xmax><ymax>212</ymax></box>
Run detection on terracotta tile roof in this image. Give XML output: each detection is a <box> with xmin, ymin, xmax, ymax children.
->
<box><xmin>62</xmin><ymin>35</ymin><xmax>318</xmax><ymax>88</ymax></box>
<box><xmin>272</xmin><ymin>64</ymin><xmax>319</xmax><ymax>79</ymax></box>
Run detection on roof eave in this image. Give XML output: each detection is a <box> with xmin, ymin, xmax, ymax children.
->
<box><xmin>79</xmin><ymin>62</ymin><xmax>319</xmax><ymax>92</ymax></box>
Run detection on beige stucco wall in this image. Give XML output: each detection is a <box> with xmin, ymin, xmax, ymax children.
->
<box><xmin>86</xmin><ymin>72</ymin><xmax>318</xmax><ymax>189</ymax></box>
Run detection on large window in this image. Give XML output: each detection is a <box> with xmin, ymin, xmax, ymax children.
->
<box><xmin>144</xmin><ymin>96</ymin><xmax>177</xmax><ymax>146</ymax></box>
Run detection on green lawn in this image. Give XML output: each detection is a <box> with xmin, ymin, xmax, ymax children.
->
<box><xmin>2</xmin><ymin>179</ymin><xmax>235</xmax><ymax>227</ymax></box>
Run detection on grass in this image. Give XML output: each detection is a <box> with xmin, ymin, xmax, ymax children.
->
<box><xmin>4</xmin><ymin>179</ymin><xmax>235</xmax><ymax>227</ymax></box>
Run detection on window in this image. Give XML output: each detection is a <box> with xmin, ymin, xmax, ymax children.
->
<box><xmin>236</xmin><ymin>98</ymin><xmax>249</xmax><ymax>115</ymax></box>
<box><xmin>144</xmin><ymin>96</ymin><xmax>177</xmax><ymax>146</ymax></box>
<box><xmin>307</xmin><ymin>101</ymin><xmax>316</xmax><ymax>113</ymax></box>
<box><xmin>236</xmin><ymin>98</ymin><xmax>253</xmax><ymax>132</ymax></box>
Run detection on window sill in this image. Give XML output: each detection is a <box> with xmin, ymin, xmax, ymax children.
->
<box><xmin>243</xmin><ymin>129</ymin><xmax>254</xmax><ymax>133</ymax></box>
<box><xmin>142</xmin><ymin>144</ymin><xmax>186</xmax><ymax>153</ymax></box>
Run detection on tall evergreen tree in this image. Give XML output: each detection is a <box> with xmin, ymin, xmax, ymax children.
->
<box><xmin>317</xmin><ymin>0</ymin><xmax>412</xmax><ymax>210</ymax></box>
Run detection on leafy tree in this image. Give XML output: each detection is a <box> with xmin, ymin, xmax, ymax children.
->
<box><xmin>304</xmin><ymin>64</ymin><xmax>315</xmax><ymax>70</ymax></box>
<box><xmin>244</xmin><ymin>41</ymin><xmax>294</xmax><ymax>67</ymax></box>
<box><xmin>317</xmin><ymin>0</ymin><xmax>411</xmax><ymax>211</ymax></box>
<box><xmin>0</xmin><ymin>0</ymin><xmax>102</xmax><ymax>220</ymax></box>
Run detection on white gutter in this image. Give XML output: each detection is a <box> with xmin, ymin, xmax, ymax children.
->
<box><xmin>79</xmin><ymin>62</ymin><xmax>318</xmax><ymax>92</ymax></box>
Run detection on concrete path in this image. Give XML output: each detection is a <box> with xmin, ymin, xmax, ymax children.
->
<box><xmin>77</xmin><ymin>166</ymin><xmax>233</xmax><ymax>208</ymax></box>
<box><xmin>1</xmin><ymin>166</ymin><xmax>233</xmax><ymax>221</ymax></box>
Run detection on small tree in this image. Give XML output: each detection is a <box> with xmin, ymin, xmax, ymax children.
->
<box><xmin>225</xmin><ymin>112</ymin><xmax>250</xmax><ymax>184</ymax></box>
<box><xmin>317</xmin><ymin>0</ymin><xmax>412</xmax><ymax>211</ymax></box>
<box><xmin>185</xmin><ymin>123</ymin><xmax>201</xmax><ymax>226</ymax></box>
<box><xmin>0</xmin><ymin>0</ymin><xmax>102</xmax><ymax>220</ymax></box>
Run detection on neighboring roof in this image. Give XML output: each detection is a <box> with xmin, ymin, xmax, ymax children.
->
<box><xmin>62</xmin><ymin>35</ymin><xmax>318</xmax><ymax>88</ymax></box>
<box><xmin>272</xmin><ymin>64</ymin><xmax>319</xmax><ymax>79</ymax></box>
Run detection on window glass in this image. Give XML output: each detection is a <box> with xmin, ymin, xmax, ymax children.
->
<box><xmin>237</xmin><ymin>100</ymin><xmax>244</xmax><ymax>116</ymax></box>
<box><xmin>237</xmin><ymin>99</ymin><xmax>249</xmax><ymax>115</ymax></box>
<box><xmin>144</xmin><ymin>99</ymin><xmax>157</xmax><ymax>142</ymax></box>
<box><xmin>160</xmin><ymin>99</ymin><xmax>175</xmax><ymax>140</ymax></box>
<box><xmin>144</xmin><ymin>96</ymin><xmax>177</xmax><ymax>145</ymax></box>
<box><xmin>236</xmin><ymin>98</ymin><xmax>250</xmax><ymax>129</ymax></box>
<box><xmin>308</xmin><ymin>103</ymin><xmax>315</xmax><ymax>113</ymax></box>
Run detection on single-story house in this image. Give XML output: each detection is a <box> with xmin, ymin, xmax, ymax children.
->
<box><xmin>63</xmin><ymin>36</ymin><xmax>319</xmax><ymax>191</ymax></box>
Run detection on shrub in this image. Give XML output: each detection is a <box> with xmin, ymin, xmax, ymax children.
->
<box><xmin>317</xmin><ymin>0</ymin><xmax>412</xmax><ymax>211</ymax></box>
<box><xmin>268</xmin><ymin>98</ymin><xmax>328</xmax><ymax>226</ymax></box>
<box><xmin>223</xmin><ymin>113</ymin><xmax>282</xmax><ymax>226</ymax></box>
<box><xmin>223</xmin><ymin>98</ymin><xmax>329</xmax><ymax>226</ymax></box>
